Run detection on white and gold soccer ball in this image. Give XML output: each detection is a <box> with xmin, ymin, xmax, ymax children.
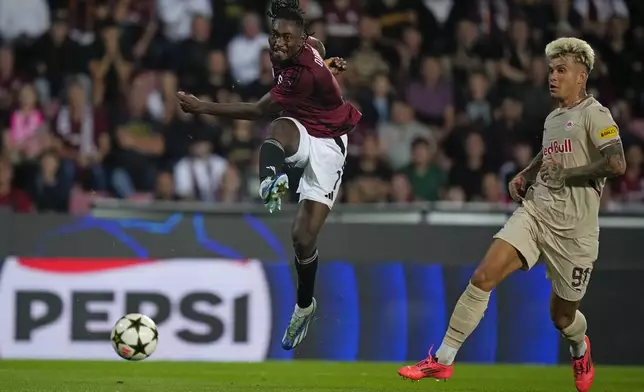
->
<box><xmin>110</xmin><ymin>313</ymin><xmax>158</xmax><ymax>361</ymax></box>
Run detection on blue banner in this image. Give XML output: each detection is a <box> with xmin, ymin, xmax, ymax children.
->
<box><xmin>264</xmin><ymin>261</ymin><xmax>560</xmax><ymax>364</ymax></box>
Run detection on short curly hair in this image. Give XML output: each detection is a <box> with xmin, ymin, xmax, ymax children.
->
<box><xmin>267</xmin><ymin>0</ymin><xmax>306</xmax><ymax>33</ymax></box>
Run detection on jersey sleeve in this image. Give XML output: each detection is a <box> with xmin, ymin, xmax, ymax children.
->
<box><xmin>585</xmin><ymin>105</ymin><xmax>620</xmax><ymax>149</ymax></box>
<box><xmin>269</xmin><ymin>67</ymin><xmax>314</xmax><ymax>107</ymax></box>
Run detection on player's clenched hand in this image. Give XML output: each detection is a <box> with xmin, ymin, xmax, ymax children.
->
<box><xmin>539</xmin><ymin>154</ymin><xmax>565</xmax><ymax>185</ymax></box>
<box><xmin>176</xmin><ymin>91</ymin><xmax>203</xmax><ymax>114</ymax></box>
<box><xmin>325</xmin><ymin>57</ymin><xmax>347</xmax><ymax>75</ymax></box>
<box><xmin>508</xmin><ymin>174</ymin><xmax>527</xmax><ymax>202</ymax></box>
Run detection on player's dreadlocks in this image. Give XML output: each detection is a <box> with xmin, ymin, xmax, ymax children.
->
<box><xmin>267</xmin><ymin>0</ymin><xmax>309</xmax><ymax>36</ymax></box>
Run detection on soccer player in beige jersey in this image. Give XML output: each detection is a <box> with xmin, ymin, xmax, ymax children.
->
<box><xmin>397</xmin><ymin>37</ymin><xmax>626</xmax><ymax>392</ymax></box>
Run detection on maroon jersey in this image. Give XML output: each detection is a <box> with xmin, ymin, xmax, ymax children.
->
<box><xmin>270</xmin><ymin>43</ymin><xmax>362</xmax><ymax>138</ymax></box>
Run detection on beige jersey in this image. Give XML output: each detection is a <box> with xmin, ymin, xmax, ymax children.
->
<box><xmin>523</xmin><ymin>96</ymin><xmax>620</xmax><ymax>238</ymax></box>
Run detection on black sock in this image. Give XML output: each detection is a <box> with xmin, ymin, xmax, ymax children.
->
<box><xmin>259</xmin><ymin>139</ymin><xmax>285</xmax><ymax>181</ymax></box>
<box><xmin>294</xmin><ymin>249</ymin><xmax>318</xmax><ymax>308</ymax></box>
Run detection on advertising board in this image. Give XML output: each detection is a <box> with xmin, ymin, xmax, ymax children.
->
<box><xmin>0</xmin><ymin>258</ymin><xmax>272</xmax><ymax>361</ymax></box>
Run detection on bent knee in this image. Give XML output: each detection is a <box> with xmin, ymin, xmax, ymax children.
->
<box><xmin>471</xmin><ymin>240</ymin><xmax>523</xmax><ymax>291</ymax></box>
<box><xmin>470</xmin><ymin>268</ymin><xmax>498</xmax><ymax>292</ymax></box>
<box><xmin>291</xmin><ymin>225</ymin><xmax>317</xmax><ymax>256</ymax></box>
<box><xmin>551</xmin><ymin>312</ymin><xmax>575</xmax><ymax>330</ymax></box>
<box><xmin>268</xmin><ymin>119</ymin><xmax>300</xmax><ymax>147</ymax></box>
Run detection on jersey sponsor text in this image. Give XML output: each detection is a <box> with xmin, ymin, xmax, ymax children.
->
<box><xmin>543</xmin><ymin>139</ymin><xmax>573</xmax><ymax>156</ymax></box>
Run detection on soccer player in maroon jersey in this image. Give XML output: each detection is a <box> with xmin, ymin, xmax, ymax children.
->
<box><xmin>177</xmin><ymin>0</ymin><xmax>361</xmax><ymax>350</ymax></box>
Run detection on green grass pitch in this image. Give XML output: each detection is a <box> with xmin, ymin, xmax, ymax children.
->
<box><xmin>1</xmin><ymin>360</ymin><xmax>643</xmax><ymax>391</ymax></box>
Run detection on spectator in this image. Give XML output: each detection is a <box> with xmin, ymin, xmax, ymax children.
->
<box><xmin>346</xmin><ymin>17</ymin><xmax>393</xmax><ymax>89</ymax></box>
<box><xmin>458</xmin><ymin>71</ymin><xmax>494</xmax><ymax>128</ymax></box>
<box><xmin>157</xmin><ymin>0</ymin><xmax>212</xmax><ymax>43</ymax></box>
<box><xmin>616</xmin><ymin>144</ymin><xmax>644</xmax><ymax>202</ymax></box>
<box><xmin>163</xmin><ymin>97</ymin><xmax>218</xmax><ymax>168</ymax></box>
<box><xmin>603</xmin><ymin>16</ymin><xmax>632</xmax><ymax>98</ymax></box>
<box><xmin>173</xmin><ymin>15</ymin><xmax>212</xmax><ymax>92</ymax></box>
<box><xmin>174</xmin><ymin>137</ymin><xmax>233</xmax><ymax>202</ymax></box>
<box><xmin>67</xmin><ymin>0</ymin><xmax>112</xmax><ymax>45</ymax></box>
<box><xmin>415</xmin><ymin>0</ymin><xmax>456</xmax><ymax>53</ymax></box>
<box><xmin>241</xmin><ymin>147</ymin><xmax>261</xmax><ymax>203</ymax></box>
<box><xmin>344</xmin><ymin>133</ymin><xmax>393</xmax><ymax>203</ymax></box>
<box><xmin>4</xmin><ymin>84</ymin><xmax>49</xmax><ymax>164</ymax></box>
<box><xmin>367</xmin><ymin>0</ymin><xmax>417</xmax><ymax>40</ymax></box>
<box><xmin>0</xmin><ymin>47</ymin><xmax>22</xmax><ymax>125</ymax></box>
<box><xmin>448</xmin><ymin>132</ymin><xmax>490</xmax><ymax>201</ymax></box>
<box><xmin>521</xmin><ymin>57</ymin><xmax>552</xmax><ymax>124</ymax></box>
<box><xmin>390</xmin><ymin>172</ymin><xmax>414</xmax><ymax>203</ymax></box>
<box><xmin>487</xmin><ymin>96</ymin><xmax>536</xmax><ymax>167</ymax></box>
<box><xmin>499</xmin><ymin>142</ymin><xmax>533</xmax><ymax>201</ymax></box>
<box><xmin>89</xmin><ymin>19</ymin><xmax>133</xmax><ymax>107</ymax></box>
<box><xmin>29</xmin><ymin>149</ymin><xmax>70</xmax><ymax>212</ymax></box>
<box><xmin>358</xmin><ymin>73</ymin><xmax>396</xmax><ymax>127</ymax></box>
<box><xmin>399</xmin><ymin>137</ymin><xmax>446</xmax><ymax>202</ymax></box>
<box><xmin>0</xmin><ymin>0</ymin><xmax>50</xmax><ymax>43</ymax></box>
<box><xmin>52</xmin><ymin>79</ymin><xmax>109</xmax><ymax>191</ymax></box>
<box><xmin>111</xmin><ymin>76</ymin><xmax>164</xmax><ymax>197</ymax></box>
<box><xmin>546</xmin><ymin>0</ymin><xmax>583</xmax><ymax>36</ymax></box>
<box><xmin>220</xmin><ymin>119</ymin><xmax>260</xmax><ymax>169</ymax></box>
<box><xmin>200</xmin><ymin>50</ymin><xmax>233</xmax><ymax>99</ymax></box>
<box><xmin>470</xmin><ymin>0</ymin><xmax>511</xmax><ymax>37</ymax></box>
<box><xmin>397</xmin><ymin>26</ymin><xmax>424</xmax><ymax>82</ymax></box>
<box><xmin>240</xmin><ymin>49</ymin><xmax>273</xmax><ymax>102</ymax></box>
<box><xmin>155</xmin><ymin>170</ymin><xmax>178</xmax><ymax>201</ymax></box>
<box><xmin>378</xmin><ymin>100</ymin><xmax>432</xmax><ymax>169</ymax></box>
<box><xmin>266</xmin><ymin>0</ymin><xmax>323</xmax><ymax>25</ymax></box>
<box><xmin>405</xmin><ymin>56</ymin><xmax>455</xmax><ymax>131</ymax></box>
<box><xmin>444</xmin><ymin>185</ymin><xmax>466</xmax><ymax>203</ymax></box>
<box><xmin>0</xmin><ymin>157</ymin><xmax>33</xmax><ymax>213</ymax></box>
<box><xmin>32</xmin><ymin>15</ymin><xmax>86</xmax><ymax>102</ymax></box>
<box><xmin>113</xmin><ymin>0</ymin><xmax>159</xmax><ymax>67</ymax></box>
<box><xmin>574</xmin><ymin>0</ymin><xmax>628</xmax><ymax>35</ymax></box>
<box><xmin>322</xmin><ymin>0</ymin><xmax>362</xmax><ymax>57</ymax></box>
<box><xmin>227</xmin><ymin>12</ymin><xmax>269</xmax><ymax>87</ymax></box>
<box><xmin>498</xmin><ymin>18</ymin><xmax>535</xmax><ymax>95</ymax></box>
<box><xmin>450</xmin><ymin>19</ymin><xmax>488</xmax><ymax>85</ymax></box>
<box><xmin>481</xmin><ymin>172</ymin><xmax>503</xmax><ymax>203</ymax></box>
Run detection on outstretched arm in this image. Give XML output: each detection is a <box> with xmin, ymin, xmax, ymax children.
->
<box><xmin>176</xmin><ymin>92</ymin><xmax>282</xmax><ymax>121</ymax></box>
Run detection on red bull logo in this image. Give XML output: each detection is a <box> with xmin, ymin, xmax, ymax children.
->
<box><xmin>543</xmin><ymin>139</ymin><xmax>572</xmax><ymax>156</ymax></box>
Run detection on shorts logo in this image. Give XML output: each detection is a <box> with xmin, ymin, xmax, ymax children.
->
<box><xmin>543</xmin><ymin>139</ymin><xmax>572</xmax><ymax>156</ymax></box>
<box><xmin>598</xmin><ymin>126</ymin><xmax>617</xmax><ymax>139</ymax></box>
<box><xmin>565</xmin><ymin>120</ymin><xmax>574</xmax><ymax>131</ymax></box>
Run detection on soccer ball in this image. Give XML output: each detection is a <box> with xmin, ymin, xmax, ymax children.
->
<box><xmin>110</xmin><ymin>313</ymin><xmax>158</xmax><ymax>361</ymax></box>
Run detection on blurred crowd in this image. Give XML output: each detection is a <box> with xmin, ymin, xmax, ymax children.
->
<box><xmin>1</xmin><ymin>0</ymin><xmax>644</xmax><ymax>214</ymax></box>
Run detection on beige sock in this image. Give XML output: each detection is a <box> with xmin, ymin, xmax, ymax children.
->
<box><xmin>436</xmin><ymin>282</ymin><xmax>491</xmax><ymax>365</ymax></box>
<box><xmin>561</xmin><ymin>310</ymin><xmax>587</xmax><ymax>358</ymax></box>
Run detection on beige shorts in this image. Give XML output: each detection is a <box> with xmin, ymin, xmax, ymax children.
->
<box><xmin>494</xmin><ymin>207</ymin><xmax>599</xmax><ymax>302</ymax></box>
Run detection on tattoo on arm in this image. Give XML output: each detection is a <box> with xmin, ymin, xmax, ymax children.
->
<box><xmin>563</xmin><ymin>139</ymin><xmax>627</xmax><ymax>181</ymax></box>
<box><xmin>520</xmin><ymin>151</ymin><xmax>544</xmax><ymax>182</ymax></box>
